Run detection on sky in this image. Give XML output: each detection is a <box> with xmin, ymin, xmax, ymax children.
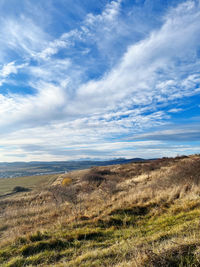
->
<box><xmin>0</xmin><ymin>0</ymin><xmax>200</xmax><ymax>162</ymax></box>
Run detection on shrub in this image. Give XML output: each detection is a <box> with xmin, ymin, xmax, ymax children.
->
<box><xmin>82</xmin><ymin>168</ymin><xmax>107</xmax><ymax>186</ymax></box>
<box><xmin>166</xmin><ymin>158</ymin><xmax>200</xmax><ymax>186</ymax></box>
<box><xmin>151</xmin><ymin>157</ymin><xmax>200</xmax><ymax>190</ymax></box>
<box><xmin>62</xmin><ymin>177</ymin><xmax>72</xmax><ymax>186</ymax></box>
<box><xmin>12</xmin><ymin>186</ymin><xmax>30</xmax><ymax>193</ymax></box>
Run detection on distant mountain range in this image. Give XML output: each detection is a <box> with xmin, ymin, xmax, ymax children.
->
<box><xmin>0</xmin><ymin>158</ymin><xmax>148</xmax><ymax>178</ymax></box>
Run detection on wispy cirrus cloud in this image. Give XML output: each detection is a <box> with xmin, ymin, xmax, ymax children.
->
<box><xmin>0</xmin><ymin>16</ymin><xmax>49</xmax><ymax>62</ymax></box>
<box><xmin>0</xmin><ymin>61</ymin><xmax>27</xmax><ymax>86</ymax></box>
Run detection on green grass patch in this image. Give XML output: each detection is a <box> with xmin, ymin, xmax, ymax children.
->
<box><xmin>0</xmin><ymin>174</ymin><xmax>58</xmax><ymax>196</ymax></box>
<box><xmin>20</xmin><ymin>239</ymin><xmax>69</xmax><ymax>257</ymax></box>
<box><xmin>29</xmin><ymin>231</ymin><xmax>50</xmax><ymax>242</ymax></box>
<box><xmin>2</xmin><ymin>199</ymin><xmax>200</xmax><ymax>266</ymax></box>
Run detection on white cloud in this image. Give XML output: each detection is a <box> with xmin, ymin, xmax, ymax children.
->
<box><xmin>35</xmin><ymin>0</ymin><xmax>122</xmax><ymax>61</ymax></box>
<box><xmin>28</xmin><ymin>58</ymin><xmax>71</xmax><ymax>83</ymax></box>
<box><xmin>0</xmin><ymin>61</ymin><xmax>27</xmax><ymax>86</ymax></box>
<box><xmin>0</xmin><ymin>16</ymin><xmax>49</xmax><ymax>61</ymax></box>
<box><xmin>77</xmin><ymin>1</ymin><xmax>200</xmax><ymax>109</ymax></box>
<box><xmin>1</xmin><ymin>62</ymin><xmax>18</xmax><ymax>77</ymax></box>
<box><xmin>37</xmin><ymin>39</ymin><xmax>69</xmax><ymax>60</ymax></box>
<box><xmin>85</xmin><ymin>0</ymin><xmax>121</xmax><ymax>25</ymax></box>
<box><xmin>168</xmin><ymin>108</ymin><xmax>183</xmax><ymax>113</ymax></box>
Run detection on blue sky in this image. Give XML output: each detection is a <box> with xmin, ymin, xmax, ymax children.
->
<box><xmin>0</xmin><ymin>0</ymin><xmax>200</xmax><ymax>161</ymax></box>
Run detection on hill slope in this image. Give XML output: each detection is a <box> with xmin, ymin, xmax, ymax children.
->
<box><xmin>0</xmin><ymin>155</ymin><xmax>200</xmax><ymax>266</ymax></box>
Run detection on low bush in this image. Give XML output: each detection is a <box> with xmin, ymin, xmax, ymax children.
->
<box><xmin>62</xmin><ymin>177</ymin><xmax>72</xmax><ymax>186</ymax></box>
<box><xmin>82</xmin><ymin>168</ymin><xmax>105</xmax><ymax>185</ymax></box>
<box><xmin>12</xmin><ymin>186</ymin><xmax>30</xmax><ymax>193</ymax></box>
<box><xmin>82</xmin><ymin>168</ymin><xmax>114</xmax><ymax>186</ymax></box>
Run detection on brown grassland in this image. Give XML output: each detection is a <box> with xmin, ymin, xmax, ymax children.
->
<box><xmin>0</xmin><ymin>155</ymin><xmax>200</xmax><ymax>266</ymax></box>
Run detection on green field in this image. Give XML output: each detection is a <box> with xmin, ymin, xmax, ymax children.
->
<box><xmin>0</xmin><ymin>174</ymin><xmax>59</xmax><ymax>196</ymax></box>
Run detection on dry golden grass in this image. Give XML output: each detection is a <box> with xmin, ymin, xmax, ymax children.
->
<box><xmin>0</xmin><ymin>155</ymin><xmax>200</xmax><ymax>266</ymax></box>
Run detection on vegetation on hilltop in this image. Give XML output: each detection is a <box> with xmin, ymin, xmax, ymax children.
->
<box><xmin>0</xmin><ymin>155</ymin><xmax>200</xmax><ymax>266</ymax></box>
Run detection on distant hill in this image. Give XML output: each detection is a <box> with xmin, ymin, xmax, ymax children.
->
<box><xmin>0</xmin><ymin>158</ymin><xmax>148</xmax><ymax>178</ymax></box>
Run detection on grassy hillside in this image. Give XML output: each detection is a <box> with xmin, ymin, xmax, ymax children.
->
<box><xmin>0</xmin><ymin>155</ymin><xmax>200</xmax><ymax>266</ymax></box>
<box><xmin>0</xmin><ymin>174</ymin><xmax>59</xmax><ymax>196</ymax></box>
